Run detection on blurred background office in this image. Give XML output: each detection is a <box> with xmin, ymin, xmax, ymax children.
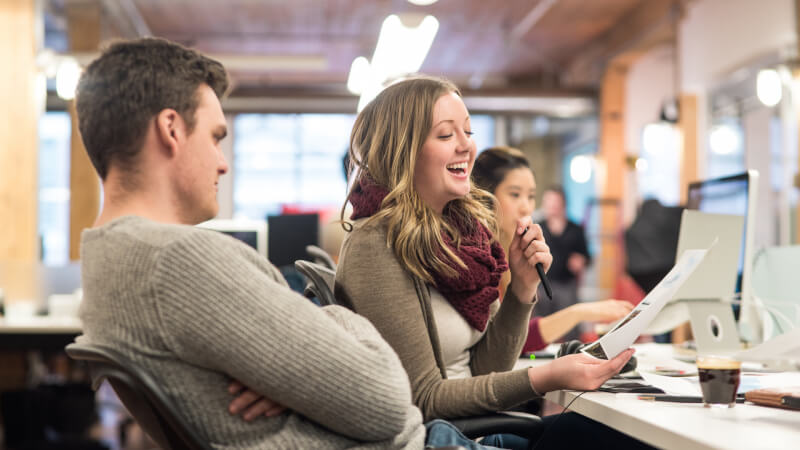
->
<box><xmin>2</xmin><ymin>0</ymin><xmax>800</xmax><ymax>448</ymax></box>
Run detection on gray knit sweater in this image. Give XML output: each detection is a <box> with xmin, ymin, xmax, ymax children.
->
<box><xmin>78</xmin><ymin>216</ymin><xmax>425</xmax><ymax>449</ymax></box>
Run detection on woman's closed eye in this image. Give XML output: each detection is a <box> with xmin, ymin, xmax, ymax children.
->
<box><xmin>437</xmin><ymin>130</ymin><xmax>474</xmax><ymax>139</ymax></box>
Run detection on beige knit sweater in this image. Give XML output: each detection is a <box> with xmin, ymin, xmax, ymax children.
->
<box><xmin>335</xmin><ymin>219</ymin><xmax>538</xmax><ymax>421</ymax></box>
<box><xmin>78</xmin><ymin>216</ymin><xmax>424</xmax><ymax>449</ymax></box>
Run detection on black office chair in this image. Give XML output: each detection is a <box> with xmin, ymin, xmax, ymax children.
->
<box><xmin>295</xmin><ymin>259</ymin><xmax>339</xmax><ymax>306</ymax></box>
<box><xmin>295</xmin><ymin>260</ymin><xmax>545</xmax><ymax>442</ymax></box>
<box><xmin>305</xmin><ymin>244</ymin><xmax>337</xmax><ymax>270</ymax></box>
<box><xmin>450</xmin><ymin>412</ymin><xmax>543</xmax><ymax>441</ymax></box>
<box><xmin>66</xmin><ymin>342</ymin><xmax>468</xmax><ymax>450</ymax></box>
<box><xmin>65</xmin><ymin>342</ymin><xmax>211</xmax><ymax>450</ymax></box>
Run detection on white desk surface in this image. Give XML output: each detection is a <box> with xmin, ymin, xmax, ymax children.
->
<box><xmin>518</xmin><ymin>343</ymin><xmax>800</xmax><ymax>450</ymax></box>
<box><xmin>0</xmin><ymin>316</ymin><xmax>82</xmax><ymax>334</ymax></box>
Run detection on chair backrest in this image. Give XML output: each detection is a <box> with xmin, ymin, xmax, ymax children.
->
<box><xmin>294</xmin><ymin>260</ymin><xmax>338</xmax><ymax>306</ymax></box>
<box><xmin>305</xmin><ymin>245</ymin><xmax>337</xmax><ymax>270</ymax></box>
<box><xmin>65</xmin><ymin>342</ymin><xmax>212</xmax><ymax>450</ymax></box>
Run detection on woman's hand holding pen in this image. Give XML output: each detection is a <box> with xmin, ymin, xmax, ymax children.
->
<box><xmin>507</xmin><ymin>216</ymin><xmax>552</xmax><ymax>303</ymax></box>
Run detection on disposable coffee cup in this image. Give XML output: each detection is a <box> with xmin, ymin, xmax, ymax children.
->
<box><xmin>696</xmin><ymin>355</ymin><xmax>741</xmax><ymax>408</ymax></box>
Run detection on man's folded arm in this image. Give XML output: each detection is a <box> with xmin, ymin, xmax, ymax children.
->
<box><xmin>152</xmin><ymin>234</ymin><xmax>415</xmax><ymax>441</ymax></box>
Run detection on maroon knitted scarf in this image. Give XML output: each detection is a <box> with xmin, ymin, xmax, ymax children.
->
<box><xmin>350</xmin><ymin>176</ymin><xmax>508</xmax><ymax>331</ymax></box>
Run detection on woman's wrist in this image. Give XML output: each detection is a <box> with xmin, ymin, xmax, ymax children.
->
<box><xmin>509</xmin><ymin>278</ymin><xmax>539</xmax><ymax>304</ymax></box>
<box><xmin>527</xmin><ymin>364</ymin><xmax>555</xmax><ymax>395</ymax></box>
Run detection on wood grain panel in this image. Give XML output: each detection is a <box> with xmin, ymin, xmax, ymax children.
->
<box><xmin>0</xmin><ymin>0</ymin><xmax>38</xmax><ymax>263</ymax></box>
<box><xmin>678</xmin><ymin>94</ymin><xmax>697</xmax><ymax>203</ymax></box>
<box><xmin>66</xmin><ymin>2</ymin><xmax>101</xmax><ymax>261</ymax></box>
<box><xmin>126</xmin><ymin>0</ymin><xmax>651</xmax><ymax>91</ymax></box>
<box><xmin>598</xmin><ymin>62</ymin><xmax>627</xmax><ymax>292</ymax></box>
<box><xmin>68</xmin><ymin>101</ymin><xmax>100</xmax><ymax>261</ymax></box>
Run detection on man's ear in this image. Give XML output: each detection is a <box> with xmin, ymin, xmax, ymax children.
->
<box><xmin>154</xmin><ymin>109</ymin><xmax>184</xmax><ymax>157</ymax></box>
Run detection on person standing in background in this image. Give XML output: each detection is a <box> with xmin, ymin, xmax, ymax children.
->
<box><xmin>535</xmin><ymin>186</ymin><xmax>592</xmax><ymax>342</ymax></box>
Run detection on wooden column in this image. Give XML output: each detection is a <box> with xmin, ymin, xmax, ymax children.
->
<box><xmin>597</xmin><ymin>62</ymin><xmax>628</xmax><ymax>292</ymax></box>
<box><xmin>678</xmin><ymin>94</ymin><xmax>698</xmax><ymax>204</ymax></box>
<box><xmin>0</xmin><ymin>0</ymin><xmax>38</xmax><ymax>263</ymax></box>
<box><xmin>795</xmin><ymin>0</ymin><xmax>800</xmax><ymax>243</ymax></box>
<box><xmin>0</xmin><ymin>0</ymin><xmax>38</xmax><ymax>389</ymax></box>
<box><xmin>66</xmin><ymin>1</ymin><xmax>101</xmax><ymax>260</ymax></box>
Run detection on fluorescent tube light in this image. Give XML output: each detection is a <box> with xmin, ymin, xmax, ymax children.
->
<box><xmin>350</xmin><ymin>14</ymin><xmax>439</xmax><ymax>111</ymax></box>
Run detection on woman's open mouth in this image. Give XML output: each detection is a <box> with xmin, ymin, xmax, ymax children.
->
<box><xmin>446</xmin><ymin>161</ymin><xmax>468</xmax><ymax>176</ymax></box>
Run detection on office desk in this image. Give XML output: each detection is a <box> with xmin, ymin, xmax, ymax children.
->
<box><xmin>517</xmin><ymin>344</ymin><xmax>800</xmax><ymax>450</ymax></box>
<box><xmin>0</xmin><ymin>316</ymin><xmax>81</xmax><ymax>350</ymax></box>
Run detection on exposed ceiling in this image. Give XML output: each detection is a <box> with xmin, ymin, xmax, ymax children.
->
<box><xmin>46</xmin><ymin>0</ymin><xmax>687</xmax><ymax>113</ymax></box>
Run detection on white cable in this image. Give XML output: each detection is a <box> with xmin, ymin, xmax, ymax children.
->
<box><xmin>730</xmin><ymin>298</ymin><xmax>797</xmax><ymax>336</ymax></box>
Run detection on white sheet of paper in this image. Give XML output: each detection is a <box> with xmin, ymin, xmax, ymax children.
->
<box><xmin>639</xmin><ymin>371</ymin><xmax>702</xmax><ymax>396</ymax></box>
<box><xmin>581</xmin><ymin>248</ymin><xmax>709</xmax><ymax>360</ymax></box>
<box><xmin>735</xmin><ymin>329</ymin><xmax>800</xmax><ymax>363</ymax></box>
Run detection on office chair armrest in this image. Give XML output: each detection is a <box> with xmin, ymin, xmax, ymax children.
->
<box><xmin>448</xmin><ymin>411</ymin><xmax>544</xmax><ymax>440</ymax></box>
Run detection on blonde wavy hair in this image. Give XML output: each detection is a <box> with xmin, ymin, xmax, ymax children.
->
<box><xmin>343</xmin><ymin>75</ymin><xmax>498</xmax><ymax>283</ymax></box>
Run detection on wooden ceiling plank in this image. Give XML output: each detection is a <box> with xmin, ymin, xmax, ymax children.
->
<box><xmin>563</xmin><ymin>0</ymin><xmax>684</xmax><ymax>86</ymax></box>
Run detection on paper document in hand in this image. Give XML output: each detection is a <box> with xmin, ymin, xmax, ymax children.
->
<box><xmin>581</xmin><ymin>248</ymin><xmax>709</xmax><ymax>360</ymax></box>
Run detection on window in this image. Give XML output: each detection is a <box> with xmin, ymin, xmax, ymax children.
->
<box><xmin>38</xmin><ymin>112</ymin><xmax>71</xmax><ymax>265</ymax></box>
<box><xmin>233</xmin><ymin>114</ymin><xmax>355</xmax><ymax>220</ymax></box>
<box><xmin>470</xmin><ymin>114</ymin><xmax>495</xmax><ymax>153</ymax></box>
<box><xmin>707</xmin><ymin>119</ymin><xmax>745</xmax><ymax>179</ymax></box>
<box><xmin>233</xmin><ymin>113</ymin><xmax>495</xmax><ymax>221</ymax></box>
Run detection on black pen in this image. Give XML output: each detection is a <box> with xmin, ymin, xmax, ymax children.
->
<box><xmin>781</xmin><ymin>396</ymin><xmax>800</xmax><ymax>409</ymax></box>
<box><xmin>522</xmin><ymin>226</ymin><xmax>552</xmax><ymax>300</ymax></box>
<box><xmin>638</xmin><ymin>395</ymin><xmax>746</xmax><ymax>403</ymax></box>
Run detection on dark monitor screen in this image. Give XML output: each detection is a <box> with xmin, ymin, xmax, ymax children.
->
<box><xmin>267</xmin><ymin>213</ymin><xmax>319</xmax><ymax>268</ymax></box>
<box><xmin>686</xmin><ymin>172</ymin><xmax>750</xmax><ymax>292</ymax></box>
<box><xmin>196</xmin><ymin>219</ymin><xmax>267</xmax><ymax>257</ymax></box>
<box><xmin>220</xmin><ymin>231</ymin><xmax>260</xmax><ymax>251</ymax></box>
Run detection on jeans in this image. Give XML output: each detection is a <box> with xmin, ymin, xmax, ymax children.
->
<box><xmin>425</xmin><ymin>419</ymin><xmax>501</xmax><ymax>449</ymax></box>
<box><xmin>480</xmin><ymin>433</ymin><xmax>528</xmax><ymax>450</ymax></box>
<box><xmin>426</xmin><ymin>413</ymin><xmax>654</xmax><ymax>450</ymax></box>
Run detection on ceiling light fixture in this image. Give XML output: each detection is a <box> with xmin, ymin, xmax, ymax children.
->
<box><xmin>407</xmin><ymin>0</ymin><xmax>439</xmax><ymax>5</ymax></box>
<box><xmin>569</xmin><ymin>155</ymin><xmax>593</xmax><ymax>184</ymax></box>
<box><xmin>348</xmin><ymin>14</ymin><xmax>439</xmax><ymax>111</ymax></box>
<box><xmin>347</xmin><ymin>57</ymin><xmax>370</xmax><ymax>95</ymax></box>
<box><xmin>642</xmin><ymin>122</ymin><xmax>677</xmax><ymax>156</ymax></box>
<box><xmin>56</xmin><ymin>58</ymin><xmax>81</xmax><ymax>100</ymax></box>
<box><xmin>756</xmin><ymin>68</ymin><xmax>782</xmax><ymax>107</ymax></box>
<box><xmin>709</xmin><ymin>124</ymin><xmax>741</xmax><ymax>155</ymax></box>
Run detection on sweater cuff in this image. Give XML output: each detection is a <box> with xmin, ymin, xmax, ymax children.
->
<box><xmin>523</xmin><ymin>317</ymin><xmax>547</xmax><ymax>353</ymax></box>
<box><xmin>492</xmin><ymin>369</ymin><xmax>539</xmax><ymax>406</ymax></box>
<box><xmin>502</xmin><ymin>285</ymin><xmax>536</xmax><ymax>313</ymax></box>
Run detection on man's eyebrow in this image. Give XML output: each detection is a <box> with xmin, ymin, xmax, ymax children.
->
<box><xmin>215</xmin><ymin>125</ymin><xmax>228</xmax><ymax>139</ymax></box>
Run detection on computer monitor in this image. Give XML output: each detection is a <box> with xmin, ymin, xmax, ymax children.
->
<box><xmin>686</xmin><ymin>170</ymin><xmax>761</xmax><ymax>342</ymax></box>
<box><xmin>196</xmin><ymin>219</ymin><xmax>268</xmax><ymax>257</ymax></box>
<box><xmin>644</xmin><ymin>210</ymin><xmax>744</xmax><ymax>334</ymax></box>
<box><xmin>267</xmin><ymin>213</ymin><xmax>319</xmax><ymax>268</ymax></box>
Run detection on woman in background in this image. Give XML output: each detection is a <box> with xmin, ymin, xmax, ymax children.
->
<box><xmin>471</xmin><ymin>146</ymin><xmax>633</xmax><ymax>352</ymax></box>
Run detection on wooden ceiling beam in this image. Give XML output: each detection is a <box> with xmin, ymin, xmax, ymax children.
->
<box><xmin>98</xmin><ymin>0</ymin><xmax>151</xmax><ymax>39</ymax></box>
<box><xmin>562</xmin><ymin>0</ymin><xmax>686</xmax><ymax>87</ymax></box>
